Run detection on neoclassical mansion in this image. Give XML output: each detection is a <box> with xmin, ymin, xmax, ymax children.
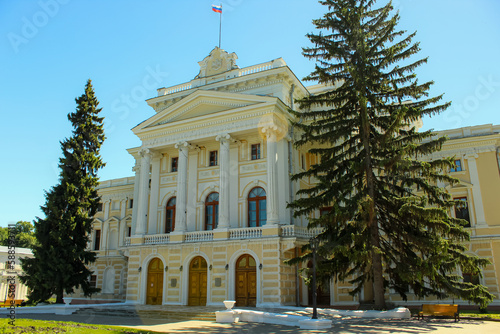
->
<box><xmin>77</xmin><ymin>47</ymin><xmax>500</xmax><ymax>307</ymax></box>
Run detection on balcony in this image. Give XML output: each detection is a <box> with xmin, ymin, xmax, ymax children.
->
<box><xmin>123</xmin><ymin>225</ymin><xmax>322</xmax><ymax>246</ymax></box>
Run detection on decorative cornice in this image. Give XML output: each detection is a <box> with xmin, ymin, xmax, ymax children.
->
<box><xmin>142</xmin><ymin>110</ymin><xmax>273</xmax><ymax>148</ymax></box>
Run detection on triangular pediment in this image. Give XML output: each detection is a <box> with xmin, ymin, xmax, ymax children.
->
<box><xmin>135</xmin><ymin>90</ymin><xmax>275</xmax><ymax>132</ymax></box>
<box><xmin>445</xmin><ymin>179</ymin><xmax>473</xmax><ymax>190</ymax></box>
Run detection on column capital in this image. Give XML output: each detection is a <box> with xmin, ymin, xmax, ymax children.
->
<box><xmin>465</xmin><ymin>153</ymin><xmax>479</xmax><ymax>160</ymax></box>
<box><xmin>261</xmin><ymin>125</ymin><xmax>286</xmax><ymax>140</ymax></box>
<box><xmin>139</xmin><ymin>147</ymin><xmax>151</xmax><ymax>158</ymax></box>
<box><xmin>174</xmin><ymin>141</ymin><xmax>190</xmax><ymax>149</ymax></box>
<box><xmin>215</xmin><ymin>133</ymin><xmax>239</xmax><ymax>144</ymax></box>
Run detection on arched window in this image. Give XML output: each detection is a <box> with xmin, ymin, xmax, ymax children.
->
<box><xmin>248</xmin><ymin>187</ymin><xmax>266</xmax><ymax>227</ymax></box>
<box><xmin>165</xmin><ymin>197</ymin><xmax>176</xmax><ymax>233</ymax></box>
<box><xmin>205</xmin><ymin>192</ymin><xmax>219</xmax><ymax>230</ymax></box>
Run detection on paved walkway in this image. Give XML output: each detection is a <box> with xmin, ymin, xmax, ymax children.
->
<box><xmin>16</xmin><ymin>306</ymin><xmax>500</xmax><ymax>333</ymax></box>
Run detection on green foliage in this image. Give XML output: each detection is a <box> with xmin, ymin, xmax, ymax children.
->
<box><xmin>288</xmin><ymin>0</ymin><xmax>493</xmax><ymax>309</ymax></box>
<box><xmin>0</xmin><ymin>221</ymin><xmax>38</xmax><ymax>249</ymax></box>
<box><xmin>20</xmin><ymin>80</ymin><xmax>105</xmax><ymax>304</ymax></box>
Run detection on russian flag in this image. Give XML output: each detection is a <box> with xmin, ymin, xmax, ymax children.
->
<box><xmin>212</xmin><ymin>4</ymin><xmax>222</xmax><ymax>13</ymax></box>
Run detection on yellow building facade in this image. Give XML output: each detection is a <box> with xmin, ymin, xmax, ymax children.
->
<box><xmin>77</xmin><ymin>48</ymin><xmax>500</xmax><ymax>308</ymax></box>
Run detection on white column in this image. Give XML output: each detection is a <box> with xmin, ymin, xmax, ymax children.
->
<box><xmin>263</xmin><ymin>126</ymin><xmax>280</xmax><ymax>225</ymax></box>
<box><xmin>103</xmin><ymin>199</ymin><xmax>111</xmax><ymax>221</ymax></box>
<box><xmin>467</xmin><ymin>154</ymin><xmax>486</xmax><ymax>226</ymax></box>
<box><xmin>174</xmin><ymin>142</ymin><xmax>189</xmax><ymax>232</ymax></box>
<box><xmin>215</xmin><ymin>134</ymin><xmax>232</xmax><ymax>229</ymax></box>
<box><xmin>131</xmin><ymin>164</ymin><xmax>140</xmax><ymax>235</ymax></box>
<box><xmin>148</xmin><ymin>153</ymin><xmax>161</xmax><ymax>234</ymax></box>
<box><xmin>135</xmin><ymin>148</ymin><xmax>151</xmax><ymax>235</ymax></box>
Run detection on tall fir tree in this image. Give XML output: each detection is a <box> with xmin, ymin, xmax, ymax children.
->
<box><xmin>20</xmin><ymin>80</ymin><xmax>105</xmax><ymax>303</ymax></box>
<box><xmin>289</xmin><ymin>0</ymin><xmax>493</xmax><ymax>309</ymax></box>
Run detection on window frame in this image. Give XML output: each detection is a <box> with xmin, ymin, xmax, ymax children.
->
<box><xmin>248</xmin><ymin>187</ymin><xmax>267</xmax><ymax>227</ymax></box>
<box><xmin>205</xmin><ymin>192</ymin><xmax>219</xmax><ymax>230</ymax></box>
<box><xmin>171</xmin><ymin>157</ymin><xmax>178</xmax><ymax>172</ymax></box>
<box><xmin>251</xmin><ymin>143</ymin><xmax>261</xmax><ymax>160</ymax></box>
<box><xmin>94</xmin><ymin>230</ymin><xmax>101</xmax><ymax>250</ymax></box>
<box><xmin>165</xmin><ymin>197</ymin><xmax>176</xmax><ymax>233</ymax></box>
<box><xmin>454</xmin><ymin>197</ymin><xmax>471</xmax><ymax>227</ymax></box>
<box><xmin>450</xmin><ymin>159</ymin><xmax>463</xmax><ymax>172</ymax></box>
<box><xmin>209</xmin><ymin>150</ymin><xmax>218</xmax><ymax>166</ymax></box>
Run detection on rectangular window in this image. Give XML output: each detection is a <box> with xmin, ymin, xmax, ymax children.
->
<box><xmin>128</xmin><ymin>199</ymin><xmax>133</xmax><ymax>209</ymax></box>
<box><xmin>209</xmin><ymin>150</ymin><xmax>218</xmax><ymax>166</ymax></box>
<box><xmin>454</xmin><ymin>197</ymin><xmax>470</xmax><ymax>227</ymax></box>
<box><xmin>94</xmin><ymin>230</ymin><xmax>101</xmax><ymax>250</ymax></box>
<box><xmin>251</xmin><ymin>144</ymin><xmax>261</xmax><ymax>160</ymax></box>
<box><xmin>450</xmin><ymin>159</ymin><xmax>462</xmax><ymax>172</ymax></box>
<box><xmin>90</xmin><ymin>275</ymin><xmax>97</xmax><ymax>289</ymax></box>
<box><xmin>463</xmin><ymin>272</ymin><xmax>480</xmax><ymax>285</ymax></box>
<box><xmin>320</xmin><ymin>207</ymin><xmax>332</xmax><ymax>217</ymax></box>
<box><xmin>97</xmin><ymin>203</ymin><xmax>103</xmax><ymax>212</ymax></box>
<box><xmin>301</xmin><ymin>154</ymin><xmax>306</xmax><ymax>170</ymax></box>
<box><xmin>127</xmin><ymin>226</ymin><xmax>132</xmax><ymax>237</ymax></box>
<box><xmin>171</xmin><ymin>157</ymin><xmax>178</xmax><ymax>172</ymax></box>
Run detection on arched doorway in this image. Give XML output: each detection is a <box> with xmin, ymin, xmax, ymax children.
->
<box><xmin>235</xmin><ymin>254</ymin><xmax>257</xmax><ymax>307</ymax></box>
<box><xmin>188</xmin><ymin>256</ymin><xmax>208</xmax><ymax>306</ymax></box>
<box><xmin>146</xmin><ymin>258</ymin><xmax>164</xmax><ymax>305</ymax></box>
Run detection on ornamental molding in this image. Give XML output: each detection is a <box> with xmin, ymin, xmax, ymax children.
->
<box><xmin>160</xmin><ymin>176</ymin><xmax>176</xmax><ymax>184</ymax></box>
<box><xmin>101</xmin><ymin>191</ymin><xmax>133</xmax><ymax>202</ymax></box>
<box><xmin>240</xmin><ymin>163</ymin><xmax>267</xmax><ymax>174</ymax></box>
<box><xmin>155</xmin><ymin>99</ymin><xmax>250</xmax><ymax>126</ymax></box>
<box><xmin>142</xmin><ymin>110</ymin><xmax>273</xmax><ymax>148</ymax></box>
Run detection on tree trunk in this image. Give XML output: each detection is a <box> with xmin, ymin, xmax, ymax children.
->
<box><xmin>360</xmin><ymin>97</ymin><xmax>386</xmax><ymax>310</ymax></box>
<box><xmin>56</xmin><ymin>287</ymin><xmax>64</xmax><ymax>304</ymax></box>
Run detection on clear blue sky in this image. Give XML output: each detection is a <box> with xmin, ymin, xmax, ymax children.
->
<box><xmin>1</xmin><ymin>0</ymin><xmax>499</xmax><ymax>226</ymax></box>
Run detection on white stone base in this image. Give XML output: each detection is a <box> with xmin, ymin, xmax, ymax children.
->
<box><xmin>298</xmin><ymin>319</ymin><xmax>333</xmax><ymax>330</ymax></box>
<box><xmin>216</xmin><ymin>310</ymin><xmax>238</xmax><ymax>323</ymax></box>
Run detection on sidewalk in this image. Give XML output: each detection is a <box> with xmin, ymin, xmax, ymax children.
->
<box><xmin>17</xmin><ymin>312</ymin><xmax>500</xmax><ymax>333</ymax></box>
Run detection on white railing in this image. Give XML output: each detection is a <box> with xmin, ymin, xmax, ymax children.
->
<box><xmin>230</xmin><ymin>227</ymin><xmax>263</xmax><ymax>239</ymax></box>
<box><xmin>158</xmin><ymin>82</ymin><xmax>193</xmax><ymax>96</ymax></box>
<box><xmin>185</xmin><ymin>231</ymin><xmax>214</xmax><ymax>242</ymax></box>
<box><xmin>238</xmin><ymin>63</ymin><xmax>273</xmax><ymax>76</ymax></box>
<box><xmin>281</xmin><ymin>225</ymin><xmax>323</xmax><ymax>238</ymax></box>
<box><xmin>144</xmin><ymin>234</ymin><xmax>170</xmax><ymax>245</ymax></box>
<box><xmin>124</xmin><ymin>237</ymin><xmax>131</xmax><ymax>246</ymax></box>
<box><xmin>157</xmin><ymin>59</ymin><xmax>286</xmax><ymax>96</ymax></box>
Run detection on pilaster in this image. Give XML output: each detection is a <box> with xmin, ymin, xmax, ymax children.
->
<box><xmin>135</xmin><ymin>148</ymin><xmax>151</xmax><ymax>235</ymax></box>
<box><xmin>216</xmin><ymin>133</ymin><xmax>237</xmax><ymax>229</ymax></box>
<box><xmin>466</xmin><ymin>154</ymin><xmax>487</xmax><ymax>226</ymax></box>
<box><xmin>148</xmin><ymin>152</ymin><xmax>161</xmax><ymax>234</ymax></box>
<box><xmin>174</xmin><ymin>142</ymin><xmax>190</xmax><ymax>232</ymax></box>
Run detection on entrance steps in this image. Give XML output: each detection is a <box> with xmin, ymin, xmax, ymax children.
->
<box><xmin>73</xmin><ymin>305</ymin><xmax>219</xmax><ymax>322</ymax></box>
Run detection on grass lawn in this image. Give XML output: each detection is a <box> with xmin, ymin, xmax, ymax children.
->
<box><xmin>0</xmin><ymin>319</ymin><xmax>156</xmax><ymax>334</ymax></box>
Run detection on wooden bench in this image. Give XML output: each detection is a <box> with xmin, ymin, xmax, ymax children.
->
<box><xmin>418</xmin><ymin>304</ymin><xmax>459</xmax><ymax>321</ymax></box>
<box><xmin>0</xmin><ymin>299</ymin><xmax>24</xmax><ymax>307</ymax></box>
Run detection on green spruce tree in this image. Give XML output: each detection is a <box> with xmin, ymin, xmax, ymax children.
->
<box><xmin>289</xmin><ymin>0</ymin><xmax>493</xmax><ymax>309</ymax></box>
<box><xmin>20</xmin><ymin>80</ymin><xmax>105</xmax><ymax>304</ymax></box>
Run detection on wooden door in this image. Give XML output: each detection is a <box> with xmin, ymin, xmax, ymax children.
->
<box><xmin>235</xmin><ymin>254</ymin><xmax>257</xmax><ymax>307</ymax></box>
<box><xmin>188</xmin><ymin>256</ymin><xmax>207</xmax><ymax>306</ymax></box>
<box><xmin>146</xmin><ymin>258</ymin><xmax>164</xmax><ymax>305</ymax></box>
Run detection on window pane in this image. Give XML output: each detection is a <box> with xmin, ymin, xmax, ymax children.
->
<box><xmin>249</xmin><ymin>201</ymin><xmax>256</xmax><ymax>211</ymax></box>
<box><xmin>260</xmin><ymin>199</ymin><xmax>266</xmax><ymax>210</ymax></box>
<box><xmin>249</xmin><ymin>211</ymin><xmax>257</xmax><ymax>227</ymax></box>
<box><xmin>238</xmin><ymin>257</ymin><xmax>247</xmax><ymax>268</ymax></box>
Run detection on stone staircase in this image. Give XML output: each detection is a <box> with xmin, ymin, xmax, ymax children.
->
<box><xmin>73</xmin><ymin>306</ymin><xmax>218</xmax><ymax>322</ymax></box>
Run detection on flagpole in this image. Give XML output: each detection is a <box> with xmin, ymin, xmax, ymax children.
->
<box><xmin>218</xmin><ymin>4</ymin><xmax>222</xmax><ymax>48</ymax></box>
